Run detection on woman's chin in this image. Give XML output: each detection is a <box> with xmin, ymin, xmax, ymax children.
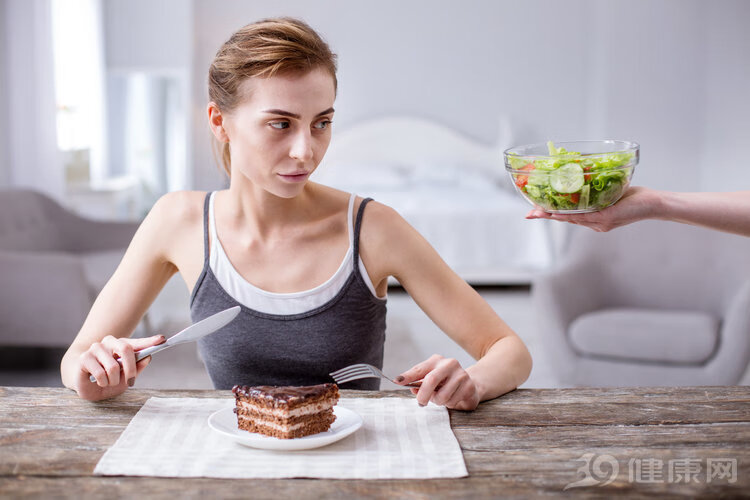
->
<box><xmin>268</xmin><ymin>181</ymin><xmax>309</xmax><ymax>199</ymax></box>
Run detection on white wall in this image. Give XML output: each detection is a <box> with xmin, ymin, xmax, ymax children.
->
<box><xmin>700</xmin><ymin>1</ymin><xmax>750</xmax><ymax>192</ymax></box>
<box><xmin>1</xmin><ymin>1</ymin><xmax>747</xmax><ymax>196</ymax></box>
<box><xmin>189</xmin><ymin>0</ymin><xmax>750</xmax><ymax>193</ymax></box>
<box><xmin>103</xmin><ymin>0</ymin><xmax>191</xmax><ymax>70</ymax></box>
<box><xmin>585</xmin><ymin>1</ymin><xmax>708</xmax><ymax>191</ymax></box>
<box><xmin>190</xmin><ymin>0</ymin><xmax>594</xmax><ymax>190</ymax></box>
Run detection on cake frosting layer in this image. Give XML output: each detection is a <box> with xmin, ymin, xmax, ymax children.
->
<box><xmin>232</xmin><ymin>383</ymin><xmax>339</xmax><ymax>407</ymax></box>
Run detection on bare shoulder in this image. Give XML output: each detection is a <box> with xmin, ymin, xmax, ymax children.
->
<box><xmin>358</xmin><ymin>199</ymin><xmax>422</xmax><ymax>284</ymax></box>
<box><xmin>133</xmin><ymin>191</ymin><xmax>208</xmax><ymax>265</ymax></box>
<box><xmin>148</xmin><ymin>190</ymin><xmax>207</xmax><ymax>227</ymax></box>
<box><xmin>358</xmin><ymin>199</ymin><xmax>408</xmax><ymax>240</ymax></box>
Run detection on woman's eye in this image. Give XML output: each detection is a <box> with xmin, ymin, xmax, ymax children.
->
<box><xmin>269</xmin><ymin>121</ymin><xmax>290</xmax><ymax>130</ymax></box>
<box><xmin>314</xmin><ymin>120</ymin><xmax>332</xmax><ymax>130</ymax></box>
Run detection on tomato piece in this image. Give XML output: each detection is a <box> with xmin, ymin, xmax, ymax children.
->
<box><xmin>583</xmin><ymin>166</ymin><xmax>592</xmax><ymax>182</ymax></box>
<box><xmin>514</xmin><ymin>163</ymin><xmax>535</xmax><ymax>189</ymax></box>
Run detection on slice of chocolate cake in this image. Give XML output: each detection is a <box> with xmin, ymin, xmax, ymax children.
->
<box><xmin>231</xmin><ymin>383</ymin><xmax>339</xmax><ymax>439</ymax></box>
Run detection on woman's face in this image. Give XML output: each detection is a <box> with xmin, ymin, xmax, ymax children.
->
<box><xmin>220</xmin><ymin>67</ymin><xmax>336</xmax><ymax>198</ymax></box>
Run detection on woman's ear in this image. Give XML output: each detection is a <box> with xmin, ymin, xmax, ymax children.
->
<box><xmin>207</xmin><ymin>102</ymin><xmax>230</xmax><ymax>143</ymax></box>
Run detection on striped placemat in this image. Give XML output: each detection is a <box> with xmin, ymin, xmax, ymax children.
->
<box><xmin>94</xmin><ymin>396</ymin><xmax>468</xmax><ymax>479</ymax></box>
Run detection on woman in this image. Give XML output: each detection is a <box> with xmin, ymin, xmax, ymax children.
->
<box><xmin>61</xmin><ymin>17</ymin><xmax>532</xmax><ymax>409</ymax></box>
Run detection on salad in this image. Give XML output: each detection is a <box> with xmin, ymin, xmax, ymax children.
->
<box><xmin>506</xmin><ymin>141</ymin><xmax>636</xmax><ymax>212</ymax></box>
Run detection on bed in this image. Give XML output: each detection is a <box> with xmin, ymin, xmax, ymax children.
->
<box><xmin>312</xmin><ymin>115</ymin><xmax>554</xmax><ymax>285</ymax></box>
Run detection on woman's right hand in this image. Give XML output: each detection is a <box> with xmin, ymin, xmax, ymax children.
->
<box><xmin>73</xmin><ymin>334</ymin><xmax>165</xmax><ymax>401</ymax></box>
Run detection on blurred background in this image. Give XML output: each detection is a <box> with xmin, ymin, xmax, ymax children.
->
<box><xmin>1</xmin><ymin>0</ymin><xmax>749</xmax><ymax>390</ymax></box>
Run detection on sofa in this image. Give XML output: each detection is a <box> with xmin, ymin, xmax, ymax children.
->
<box><xmin>533</xmin><ymin>220</ymin><xmax>750</xmax><ymax>387</ymax></box>
<box><xmin>0</xmin><ymin>189</ymin><xmax>139</xmax><ymax>347</ymax></box>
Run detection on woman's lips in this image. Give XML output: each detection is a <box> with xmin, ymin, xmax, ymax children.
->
<box><xmin>278</xmin><ymin>172</ymin><xmax>310</xmax><ymax>182</ymax></box>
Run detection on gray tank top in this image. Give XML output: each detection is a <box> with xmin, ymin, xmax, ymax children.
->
<box><xmin>190</xmin><ymin>193</ymin><xmax>387</xmax><ymax>390</ymax></box>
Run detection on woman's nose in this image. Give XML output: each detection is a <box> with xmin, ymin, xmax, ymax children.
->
<box><xmin>289</xmin><ymin>130</ymin><xmax>314</xmax><ymax>162</ymax></box>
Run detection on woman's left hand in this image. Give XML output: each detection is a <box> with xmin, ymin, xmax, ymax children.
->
<box><xmin>395</xmin><ymin>354</ymin><xmax>481</xmax><ymax>410</ymax></box>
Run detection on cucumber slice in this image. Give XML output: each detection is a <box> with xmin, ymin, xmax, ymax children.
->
<box><xmin>550</xmin><ymin>163</ymin><xmax>584</xmax><ymax>193</ymax></box>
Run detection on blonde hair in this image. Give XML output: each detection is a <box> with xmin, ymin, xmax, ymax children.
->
<box><xmin>208</xmin><ymin>17</ymin><xmax>338</xmax><ymax>176</ymax></box>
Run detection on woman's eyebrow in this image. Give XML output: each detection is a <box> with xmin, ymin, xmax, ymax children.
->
<box><xmin>262</xmin><ymin>107</ymin><xmax>335</xmax><ymax>119</ymax></box>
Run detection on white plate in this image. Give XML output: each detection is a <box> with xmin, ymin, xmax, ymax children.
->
<box><xmin>207</xmin><ymin>406</ymin><xmax>362</xmax><ymax>451</ymax></box>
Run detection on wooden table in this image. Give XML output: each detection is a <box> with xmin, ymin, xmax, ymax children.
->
<box><xmin>1</xmin><ymin>386</ymin><xmax>748</xmax><ymax>498</ymax></box>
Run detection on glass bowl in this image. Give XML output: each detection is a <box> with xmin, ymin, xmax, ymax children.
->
<box><xmin>504</xmin><ymin>140</ymin><xmax>639</xmax><ymax>213</ymax></box>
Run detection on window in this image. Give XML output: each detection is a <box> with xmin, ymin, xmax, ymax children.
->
<box><xmin>51</xmin><ymin>0</ymin><xmax>106</xmax><ymax>183</ymax></box>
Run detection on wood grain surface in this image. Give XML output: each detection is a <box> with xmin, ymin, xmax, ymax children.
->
<box><xmin>1</xmin><ymin>386</ymin><xmax>748</xmax><ymax>498</ymax></box>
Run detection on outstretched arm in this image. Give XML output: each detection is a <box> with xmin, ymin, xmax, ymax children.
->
<box><xmin>526</xmin><ymin>186</ymin><xmax>750</xmax><ymax>236</ymax></box>
<box><xmin>60</xmin><ymin>193</ymin><xmax>201</xmax><ymax>401</ymax></box>
<box><xmin>359</xmin><ymin>202</ymin><xmax>533</xmax><ymax>410</ymax></box>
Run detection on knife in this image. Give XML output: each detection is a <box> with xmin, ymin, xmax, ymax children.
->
<box><xmin>89</xmin><ymin>305</ymin><xmax>241</xmax><ymax>383</ymax></box>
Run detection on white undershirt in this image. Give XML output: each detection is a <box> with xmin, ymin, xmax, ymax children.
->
<box><xmin>208</xmin><ymin>192</ymin><xmax>384</xmax><ymax>315</ymax></box>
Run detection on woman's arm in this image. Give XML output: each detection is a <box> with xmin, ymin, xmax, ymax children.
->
<box><xmin>526</xmin><ymin>186</ymin><xmax>750</xmax><ymax>236</ymax></box>
<box><xmin>658</xmin><ymin>190</ymin><xmax>750</xmax><ymax>236</ymax></box>
<box><xmin>359</xmin><ymin>202</ymin><xmax>533</xmax><ymax>410</ymax></box>
<box><xmin>60</xmin><ymin>192</ymin><xmax>202</xmax><ymax>401</ymax></box>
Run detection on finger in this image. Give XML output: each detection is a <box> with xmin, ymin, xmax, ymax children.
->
<box><xmin>101</xmin><ymin>334</ymin><xmax>165</xmax><ymax>359</ymax></box>
<box><xmin>396</xmin><ymin>355</ymin><xmax>443</xmax><ymax>385</ymax></box>
<box><xmin>135</xmin><ymin>355</ymin><xmax>152</xmax><ymax>375</ymax></box>
<box><xmin>120</xmin><ymin>356</ymin><xmax>153</xmax><ymax>387</ymax></box>
<box><xmin>528</xmin><ymin>209</ymin><xmax>552</xmax><ymax>219</ymax></box>
<box><xmin>99</xmin><ymin>336</ymin><xmax>160</xmax><ymax>387</ymax></box>
<box><xmin>419</xmin><ymin>359</ymin><xmax>463</xmax><ymax>406</ymax></box>
<box><xmin>91</xmin><ymin>343</ymin><xmax>121</xmax><ymax>386</ymax></box>
<box><xmin>79</xmin><ymin>351</ymin><xmax>107</xmax><ymax>387</ymax></box>
<box><xmin>525</xmin><ymin>209</ymin><xmax>542</xmax><ymax>219</ymax></box>
<box><xmin>130</xmin><ymin>335</ymin><xmax>166</xmax><ymax>351</ymax></box>
<box><xmin>111</xmin><ymin>341</ymin><xmax>137</xmax><ymax>386</ymax></box>
<box><xmin>431</xmin><ymin>373</ymin><xmax>463</xmax><ymax>406</ymax></box>
<box><xmin>415</xmin><ymin>373</ymin><xmax>446</xmax><ymax>406</ymax></box>
<box><xmin>414</xmin><ymin>362</ymin><xmax>457</xmax><ymax>406</ymax></box>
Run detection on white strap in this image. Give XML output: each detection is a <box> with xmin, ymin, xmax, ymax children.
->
<box><xmin>347</xmin><ymin>192</ymin><xmax>356</xmax><ymax>248</ymax></box>
<box><xmin>208</xmin><ymin>192</ymin><xmax>219</xmax><ymax>268</ymax></box>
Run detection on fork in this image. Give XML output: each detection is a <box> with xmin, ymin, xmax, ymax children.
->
<box><xmin>329</xmin><ymin>363</ymin><xmax>422</xmax><ymax>387</ymax></box>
